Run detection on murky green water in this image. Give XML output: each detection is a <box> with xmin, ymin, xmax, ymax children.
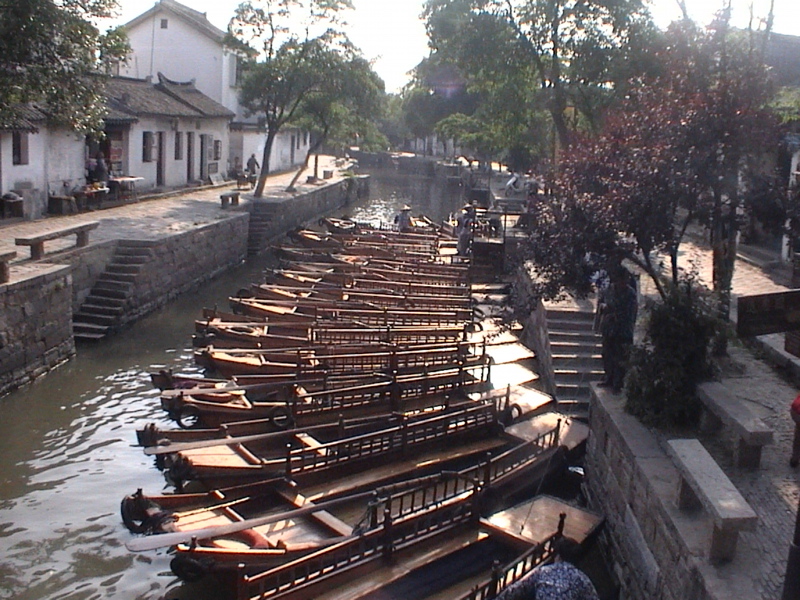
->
<box><xmin>0</xmin><ymin>168</ymin><xmax>465</xmax><ymax>600</ymax></box>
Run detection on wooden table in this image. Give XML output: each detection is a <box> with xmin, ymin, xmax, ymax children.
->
<box><xmin>109</xmin><ymin>176</ymin><xmax>144</xmax><ymax>202</ymax></box>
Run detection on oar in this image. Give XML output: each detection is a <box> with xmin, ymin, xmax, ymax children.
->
<box><xmin>172</xmin><ymin>496</ymin><xmax>252</xmax><ymax>519</ymax></box>
<box><xmin>126</xmin><ymin>487</ymin><xmax>379</xmax><ymax>552</ymax></box>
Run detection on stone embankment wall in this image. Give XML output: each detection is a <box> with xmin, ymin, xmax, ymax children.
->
<box><xmin>247</xmin><ymin>176</ymin><xmax>364</xmax><ymax>254</ymax></box>
<box><xmin>125</xmin><ymin>215</ymin><xmax>249</xmax><ymax>323</ymax></box>
<box><xmin>0</xmin><ymin>265</ymin><xmax>75</xmax><ymax>395</ymax></box>
<box><xmin>585</xmin><ymin>388</ymin><xmax>759</xmax><ymax>600</ymax></box>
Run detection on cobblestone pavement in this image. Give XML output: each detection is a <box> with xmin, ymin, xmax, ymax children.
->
<box><xmin>641</xmin><ymin>238</ymin><xmax>798</xmax><ymax>599</ymax></box>
<box><xmin>0</xmin><ymin>156</ymin><xmax>344</xmax><ymax>282</ymax></box>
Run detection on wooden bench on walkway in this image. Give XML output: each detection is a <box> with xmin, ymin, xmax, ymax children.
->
<box><xmin>667</xmin><ymin>438</ymin><xmax>757</xmax><ymax>563</ymax></box>
<box><xmin>697</xmin><ymin>381</ymin><xmax>774</xmax><ymax>469</ymax></box>
<box><xmin>1</xmin><ymin>250</ymin><xmax>16</xmax><ymax>283</ymax></box>
<box><xmin>220</xmin><ymin>192</ymin><xmax>240</xmax><ymax>209</ymax></box>
<box><xmin>15</xmin><ymin>221</ymin><xmax>100</xmax><ymax>260</ymax></box>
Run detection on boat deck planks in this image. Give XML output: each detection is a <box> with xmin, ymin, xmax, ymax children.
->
<box><xmin>471</xmin><ymin>384</ymin><xmax>553</xmax><ymax>418</ymax></box>
<box><xmin>481</xmin><ymin>495</ymin><xmax>603</xmax><ymax>550</ymax></box>
<box><xmin>484</xmin><ymin>360</ymin><xmax>540</xmax><ymax>387</ymax></box>
<box><xmin>505</xmin><ymin>413</ymin><xmax>590</xmax><ymax>451</ymax></box>
<box><xmin>481</xmin><ymin>341</ymin><xmax>536</xmax><ymax>365</ymax></box>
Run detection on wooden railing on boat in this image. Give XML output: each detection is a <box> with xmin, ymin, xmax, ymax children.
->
<box><xmin>194</xmin><ymin>340</ymin><xmax>488</xmax><ymax>378</ymax></box>
<box><xmin>237</xmin><ymin>475</ymin><xmax>480</xmax><ymax>600</ymax></box>
<box><xmin>281</xmin><ymin>402</ymin><xmax>497</xmax><ymax>478</ymax></box>
<box><xmin>459</xmin><ymin>527</ymin><xmax>562</xmax><ymax>600</ymax></box>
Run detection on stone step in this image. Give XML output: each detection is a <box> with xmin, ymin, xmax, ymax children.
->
<box><xmin>556</xmin><ymin>384</ymin><xmax>593</xmax><ymax>399</ymax></box>
<box><xmin>554</xmin><ymin>398</ymin><xmax>590</xmax><ymax>420</ymax></box>
<box><xmin>548</xmin><ymin>318</ymin><xmax>596</xmax><ymax>332</ymax></box>
<box><xmin>553</xmin><ymin>368</ymin><xmax>604</xmax><ymax>384</ymax></box>
<box><xmin>73</xmin><ymin>311</ymin><xmax>117</xmax><ymax>326</ymax></box>
<box><xmin>113</xmin><ymin>254</ymin><xmax>151</xmax><ymax>266</ymax></box>
<box><xmin>98</xmin><ymin>272</ymin><xmax>137</xmax><ymax>284</ymax></box>
<box><xmin>74</xmin><ymin>331</ymin><xmax>107</xmax><ymax>342</ymax></box>
<box><xmin>80</xmin><ymin>302</ymin><xmax>124</xmax><ymax>316</ymax></box>
<box><xmin>106</xmin><ymin>263</ymin><xmax>142</xmax><ymax>275</ymax></box>
<box><xmin>549</xmin><ymin>330</ymin><xmax>601</xmax><ymax>344</ymax></box>
<box><xmin>552</xmin><ymin>354</ymin><xmax>603</xmax><ymax>368</ymax></box>
<box><xmin>94</xmin><ymin>279</ymin><xmax>131</xmax><ymax>293</ymax></box>
<box><xmin>88</xmin><ymin>286</ymin><xmax>128</xmax><ymax>300</ymax></box>
<box><xmin>73</xmin><ymin>321</ymin><xmax>110</xmax><ymax>334</ymax></box>
<box><xmin>84</xmin><ymin>293</ymin><xmax>125</xmax><ymax>307</ymax></box>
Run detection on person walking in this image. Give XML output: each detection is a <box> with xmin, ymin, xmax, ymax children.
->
<box><xmin>494</xmin><ymin>536</ymin><xmax>600</xmax><ymax>600</ymax></box>
<box><xmin>246</xmin><ymin>153</ymin><xmax>259</xmax><ymax>175</ymax></box>
<box><xmin>597</xmin><ymin>265</ymin><xmax>638</xmax><ymax>393</ymax></box>
<box><xmin>791</xmin><ymin>393</ymin><xmax>800</xmax><ymax>467</ymax></box>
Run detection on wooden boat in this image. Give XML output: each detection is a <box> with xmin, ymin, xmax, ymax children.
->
<box><xmin>229</xmin><ymin>297</ymin><xmax>475</xmax><ymax>327</ymax></box>
<box><xmin>156</xmin><ymin>400</ymin><xmax>503</xmax><ymax>488</ymax></box>
<box><xmin>194</xmin><ymin>317</ymin><xmax>469</xmax><ymax>349</ymax></box>
<box><xmin>158</xmin><ymin>359</ymin><xmax>491</xmax><ymax>430</ymax></box>
<box><xmin>124</xmin><ymin>412</ymin><xmax>594</xmax><ymax>588</ymax></box>
<box><xmin>193</xmin><ymin>339</ymin><xmax>486</xmax><ymax>378</ymax></box>
<box><xmin>125</xmin><ymin>476</ymin><xmax>601</xmax><ymax>596</ymax></box>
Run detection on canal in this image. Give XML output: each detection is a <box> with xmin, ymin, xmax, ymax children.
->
<box><xmin>0</xmin><ymin>168</ymin><xmax>465</xmax><ymax>600</ymax></box>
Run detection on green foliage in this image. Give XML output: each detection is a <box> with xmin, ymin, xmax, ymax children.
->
<box><xmin>0</xmin><ymin>0</ymin><xmax>129</xmax><ymax>134</ymax></box>
<box><xmin>229</xmin><ymin>0</ymin><xmax>358</xmax><ymax>194</ymax></box>
<box><xmin>625</xmin><ymin>280</ymin><xmax>719</xmax><ymax>427</ymax></box>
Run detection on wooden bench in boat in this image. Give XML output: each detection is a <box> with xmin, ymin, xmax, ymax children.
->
<box><xmin>696</xmin><ymin>381</ymin><xmax>774</xmax><ymax>469</ymax></box>
<box><xmin>666</xmin><ymin>438</ymin><xmax>757</xmax><ymax>563</ymax></box>
<box><xmin>0</xmin><ymin>250</ymin><xmax>16</xmax><ymax>283</ymax></box>
<box><xmin>15</xmin><ymin>220</ymin><xmax>99</xmax><ymax>260</ymax></box>
<box><xmin>296</xmin><ymin>432</ymin><xmax>327</xmax><ymax>456</ymax></box>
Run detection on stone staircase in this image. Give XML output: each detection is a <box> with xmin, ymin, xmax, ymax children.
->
<box><xmin>247</xmin><ymin>203</ymin><xmax>276</xmax><ymax>256</ymax></box>
<box><xmin>72</xmin><ymin>240</ymin><xmax>155</xmax><ymax>341</ymax></box>
<box><xmin>547</xmin><ymin>307</ymin><xmax>603</xmax><ymax>419</ymax></box>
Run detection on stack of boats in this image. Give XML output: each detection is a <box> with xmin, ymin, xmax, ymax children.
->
<box><xmin>122</xmin><ymin>218</ymin><xmax>601</xmax><ymax>600</ymax></box>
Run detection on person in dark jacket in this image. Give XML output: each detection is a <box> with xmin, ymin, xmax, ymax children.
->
<box><xmin>597</xmin><ymin>266</ymin><xmax>638</xmax><ymax>392</ymax></box>
<box><xmin>495</xmin><ymin>536</ymin><xmax>600</xmax><ymax>600</ymax></box>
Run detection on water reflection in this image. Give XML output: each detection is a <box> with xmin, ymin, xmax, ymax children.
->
<box><xmin>0</xmin><ymin>167</ymin><xmax>464</xmax><ymax>600</ymax></box>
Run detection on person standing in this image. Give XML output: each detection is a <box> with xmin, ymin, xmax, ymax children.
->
<box><xmin>395</xmin><ymin>204</ymin><xmax>412</xmax><ymax>233</ymax></box>
<box><xmin>495</xmin><ymin>536</ymin><xmax>600</xmax><ymax>600</ymax></box>
<box><xmin>791</xmin><ymin>393</ymin><xmax>800</xmax><ymax>467</ymax></box>
<box><xmin>456</xmin><ymin>203</ymin><xmax>474</xmax><ymax>256</ymax></box>
<box><xmin>597</xmin><ymin>266</ymin><xmax>638</xmax><ymax>393</ymax></box>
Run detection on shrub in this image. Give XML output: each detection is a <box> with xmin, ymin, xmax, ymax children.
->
<box><xmin>624</xmin><ymin>279</ymin><xmax>720</xmax><ymax>427</ymax></box>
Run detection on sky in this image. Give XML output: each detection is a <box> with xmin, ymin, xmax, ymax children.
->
<box><xmin>107</xmin><ymin>0</ymin><xmax>800</xmax><ymax>93</ymax></box>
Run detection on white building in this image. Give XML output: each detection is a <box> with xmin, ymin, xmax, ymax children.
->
<box><xmin>0</xmin><ymin>107</ymin><xmax>86</xmax><ymax>220</ymax></box>
<box><xmin>99</xmin><ymin>75</ymin><xmax>234</xmax><ymax>190</ymax></box>
<box><xmin>118</xmin><ymin>0</ymin><xmax>310</xmax><ymax>175</ymax></box>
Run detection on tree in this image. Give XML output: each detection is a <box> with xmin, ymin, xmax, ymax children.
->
<box><xmin>516</xmin><ymin>12</ymin><xmax>781</xmax><ymax>356</ymax></box>
<box><xmin>422</xmin><ymin>0</ymin><xmax>657</xmax><ymax>156</ymax></box>
<box><xmin>228</xmin><ymin>0</ymin><xmax>354</xmax><ymax>197</ymax></box>
<box><xmin>0</xmin><ymin>0</ymin><xmax>129</xmax><ymax>134</ymax></box>
<box><xmin>285</xmin><ymin>53</ymin><xmax>385</xmax><ymax>190</ymax></box>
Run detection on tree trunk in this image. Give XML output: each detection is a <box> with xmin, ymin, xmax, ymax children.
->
<box><xmin>254</xmin><ymin>130</ymin><xmax>277</xmax><ymax>198</ymax></box>
<box><xmin>711</xmin><ymin>170</ymin><xmax>740</xmax><ymax>356</ymax></box>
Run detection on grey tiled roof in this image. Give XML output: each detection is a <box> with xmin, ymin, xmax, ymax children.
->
<box><xmin>123</xmin><ymin>0</ymin><xmax>226</xmax><ymax>44</ymax></box>
<box><xmin>0</xmin><ymin>104</ymin><xmax>46</xmax><ymax>132</ymax></box>
<box><xmin>156</xmin><ymin>73</ymin><xmax>235</xmax><ymax>118</ymax></box>
<box><xmin>105</xmin><ymin>76</ymin><xmax>204</xmax><ymax>118</ymax></box>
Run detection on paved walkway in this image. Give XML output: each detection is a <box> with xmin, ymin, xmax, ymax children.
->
<box><xmin>1</xmin><ymin>156</ymin><xmax>345</xmax><ymax>282</ymax></box>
